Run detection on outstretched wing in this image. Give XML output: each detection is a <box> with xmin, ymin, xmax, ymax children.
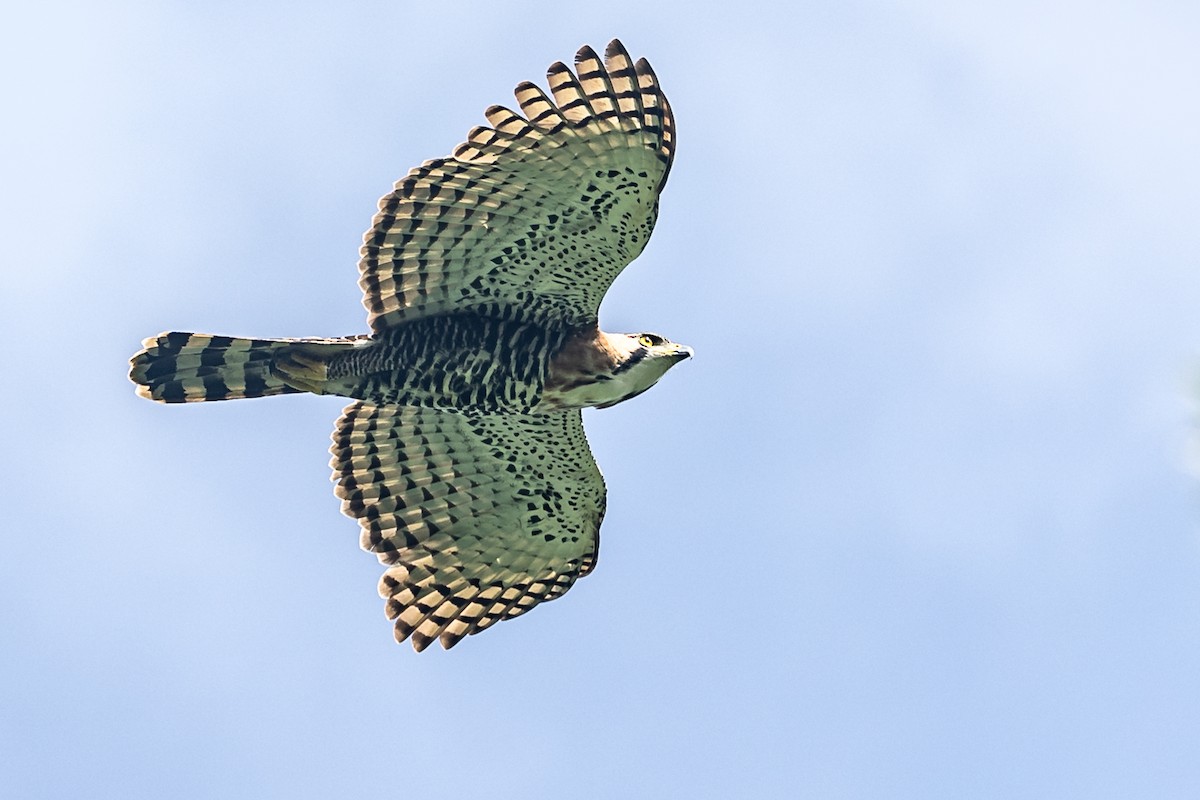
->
<box><xmin>358</xmin><ymin>39</ymin><xmax>675</xmax><ymax>332</ymax></box>
<box><xmin>331</xmin><ymin>403</ymin><xmax>606</xmax><ymax>651</ymax></box>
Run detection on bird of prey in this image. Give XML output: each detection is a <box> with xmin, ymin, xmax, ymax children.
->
<box><xmin>129</xmin><ymin>39</ymin><xmax>689</xmax><ymax>651</ymax></box>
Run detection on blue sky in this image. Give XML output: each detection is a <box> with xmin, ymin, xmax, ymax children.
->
<box><xmin>5</xmin><ymin>1</ymin><xmax>1200</xmax><ymax>796</ymax></box>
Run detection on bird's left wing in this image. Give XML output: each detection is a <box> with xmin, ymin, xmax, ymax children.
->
<box><xmin>331</xmin><ymin>403</ymin><xmax>606</xmax><ymax>650</ymax></box>
<box><xmin>358</xmin><ymin>39</ymin><xmax>674</xmax><ymax>331</ymax></box>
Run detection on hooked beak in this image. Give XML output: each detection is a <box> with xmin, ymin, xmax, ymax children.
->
<box><xmin>671</xmin><ymin>343</ymin><xmax>694</xmax><ymax>360</ymax></box>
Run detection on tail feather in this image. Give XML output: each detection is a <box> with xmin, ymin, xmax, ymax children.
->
<box><xmin>129</xmin><ymin>331</ymin><xmax>363</xmax><ymax>403</ymax></box>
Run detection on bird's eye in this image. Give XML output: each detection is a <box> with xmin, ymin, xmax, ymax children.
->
<box><xmin>637</xmin><ymin>334</ymin><xmax>656</xmax><ymax>347</ymax></box>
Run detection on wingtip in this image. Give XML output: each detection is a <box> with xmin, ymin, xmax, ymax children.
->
<box><xmin>439</xmin><ymin>629</ymin><xmax>466</xmax><ymax>650</ymax></box>
<box><xmin>574</xmin><ymin>44</ymin><xmax>600</xmax><ymax>65</ymax></box>
<box><xmin>604</xmin><ymin>39</ymin><xmax>633</xmax><ymax>68</ymax></box>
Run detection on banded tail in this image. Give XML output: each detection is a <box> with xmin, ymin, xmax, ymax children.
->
<box><xmin>130</xmin><ymin>331</ymin><xmax>365</xmax><ymax>403</ymax></box>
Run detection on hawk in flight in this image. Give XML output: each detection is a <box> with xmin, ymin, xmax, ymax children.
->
<box><xmin>129</xmin><ymin>40</ymin><xmax>689</xmax><ymax>651</ymax></box>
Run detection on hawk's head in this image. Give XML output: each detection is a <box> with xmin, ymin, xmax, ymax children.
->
<box><xmin>593</xmin><ymin>331</ymin><xmax>692</xmax><ymax>409</ymax></box>
<box><xmin>543</xmin><ymin>328</ymin><xmax>691</xmax><ymax>410</ymax></box>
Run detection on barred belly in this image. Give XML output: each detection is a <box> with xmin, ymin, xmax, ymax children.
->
<box><xmin>325</xmin><ymin>314</ymin><xmax>569</xmax><ymax>412</ymax></box>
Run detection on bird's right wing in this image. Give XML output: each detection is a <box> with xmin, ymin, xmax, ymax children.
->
<box><xmin>357</xmin><ymin>39</ymin><xmax>674</xmax><ymax>332</ymax></box>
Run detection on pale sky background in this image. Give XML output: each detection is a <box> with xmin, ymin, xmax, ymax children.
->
<box><xmin>5</xmin><ymin>1</ymin><xmax>1200</xmax><ymax>797</ymax></box>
